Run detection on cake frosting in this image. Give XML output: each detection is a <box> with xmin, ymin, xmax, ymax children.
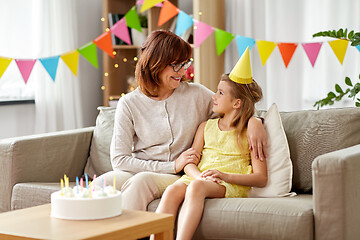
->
<box><xmin>51</xmin><ymin>186</ymin><xmax>122</xmax><ymax>220</ymax></box>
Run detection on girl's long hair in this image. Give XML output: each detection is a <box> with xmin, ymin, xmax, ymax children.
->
<box><xmin>220</xmin><ymin>74</ymin><xmax>263</xmax><ymax>149</ymax></box>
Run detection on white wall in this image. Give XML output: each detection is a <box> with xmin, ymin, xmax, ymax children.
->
<box><xmin>0</xmin><ymin>0</ymin><xmax>103</xmax><ymax>139</ymax></box>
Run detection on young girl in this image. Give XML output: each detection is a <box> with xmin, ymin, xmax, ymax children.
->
<box><xmin>155</xmin><ymin>74</ymin><xmax>267</xmax><ymax>240</ymax></box>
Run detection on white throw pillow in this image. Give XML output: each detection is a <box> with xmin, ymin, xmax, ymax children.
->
<box><xmin>248</xmin><ymin>103</ymin><xmax>294</xmax><ymax>197</ymax></box>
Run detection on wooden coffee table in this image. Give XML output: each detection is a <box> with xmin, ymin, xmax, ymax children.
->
<box><xmin>0</xmin><ymin>204</ymin><xmax>174</xmax><ymax>239</ymax></box>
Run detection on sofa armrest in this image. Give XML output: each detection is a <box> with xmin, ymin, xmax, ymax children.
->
<box><xmin>312</xmin><ymin>144</ymin><xmax>360</xmax><ymax>240</ymax></box>
<box><xmin>0</xmin><ymin>127</ymin><xmax>94</xmax><ymax>212</ymax></box>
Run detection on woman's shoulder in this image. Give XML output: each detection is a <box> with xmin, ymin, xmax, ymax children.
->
<box><xmin>119</xmin><ymin>87</ymin><xmax>152</xmax><ymax>106</ymax></box>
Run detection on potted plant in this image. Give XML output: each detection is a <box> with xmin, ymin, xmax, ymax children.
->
<box><xmin>131</xmin><ymin>14</ymin><xmax>148</xmax><ymax>46</ymax></box>
<box><xmin>313</xmin><ymin>29</ymin><xmax>360</xmax><ymax>109</ymax></box>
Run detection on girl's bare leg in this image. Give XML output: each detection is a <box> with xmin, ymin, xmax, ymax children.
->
<box><xmin>176</xmin><ymin>180</ymin><xmax>226</xmax><ymax>240</ymax></box>
<box><xmin>156</xmin><ymin>182</ymin><xmax>187</xmax><ymax>216</ymax></box>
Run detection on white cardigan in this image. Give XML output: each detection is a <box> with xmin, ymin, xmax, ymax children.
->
<box><xmin>110</xmin><ymin>82</ymin><xmax>214</xmax><ymax>174</ymax></box>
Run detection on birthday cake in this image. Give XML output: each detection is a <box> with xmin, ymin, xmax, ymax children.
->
<box><xmin>51</xmin><ymin>175</ymin><xmax>122</xmax><ymax>220</ymax></box>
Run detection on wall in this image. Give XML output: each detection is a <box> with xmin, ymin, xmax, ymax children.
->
<box><xmin>0</xmin><ymin>0</ymin><xmax>103</xmax><ymax>139</ymax></box>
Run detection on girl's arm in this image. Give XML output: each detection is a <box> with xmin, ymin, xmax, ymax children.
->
<box><xmin>183</xmin><ymin>121</ymin><xmax>206</xmax><ymax>179</ymax></box>
<box><xmin>201</xmin><ymin>150</ymin><xmax>268</xmax><ymax>188</ymax></box>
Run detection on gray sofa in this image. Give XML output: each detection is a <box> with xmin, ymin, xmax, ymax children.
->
<box><xmin>1</xmin><ymin>106</ymin><xmax>360</xmax><ymax>240</ymax></box>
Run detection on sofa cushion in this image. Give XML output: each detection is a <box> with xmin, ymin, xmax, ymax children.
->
<box><xmin>84</xmin><ymin>106</ymin><xmax>116</xmax><ymax>178</ymax></box>
<box><xmin>11</xmin><ymin>182</ymin><xmax>74</xmax><ymax>210</ymax></box>
<box><xmin>249</xmin><ymin>103</ymin><xmax>293</xmax><ymax>197</ymax></box>
<box><xmin>148</xmin><ymin>194</ymin><xmax>313</xmax><ymax>240</ymax></box>
<box><xmin>280</xmin><ymin>107</ymin><xmax>360</xmax><ymax>193</ymax></box>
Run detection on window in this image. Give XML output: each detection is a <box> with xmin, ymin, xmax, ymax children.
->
<box><xmin>0</xmin><ymin>1</ymin><xmax>35</xmax><ymax>102</ymax></box>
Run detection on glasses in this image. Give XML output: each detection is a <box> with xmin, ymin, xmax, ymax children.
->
<box><xmin>169</xmin><ymin>59</ymin><xmax>193</xmax><ymax>72</ymax></box>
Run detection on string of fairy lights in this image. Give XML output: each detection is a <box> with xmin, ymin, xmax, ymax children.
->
<box><xmin>98</xmin><ymin>11</ymin><xmax>196</xmax><ymax>98</ymax></box>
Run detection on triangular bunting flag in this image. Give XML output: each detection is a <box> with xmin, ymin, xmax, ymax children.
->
<box><xmin>175</xmin><ymin>11</ymin><xmax>193</xmax><ymax>37</ymax></box>
<box><xmin>15</xmin><ymin>59</ymin><xmax>36</xmax><ymax>84</ymax></box>
<box><xmin>110</xmin><ymin>18</ymin><xmax>132</xmax><ymax>45</ymax></box>
<box><xmin>194</xmin><ymin>20</ymin><xmax>214</xmax><ymax>48</ymax></box>
<box><xmin>214</xmin><ymin>28</ymin><xmax>235</xmax><ymax>56</ymax></box>
<box><xmin>125</xmin><ymin>6</ymin><xmax>142</xmax><ymax>32</ymax></box>
<box><xmin>236</xmin><ymin>35</ymin><xmax>256</xmax><ymax>57</ymax></box>
<box><xmin>61</xmin><ymin>50</ymin><xmax>79</xmax><ymax>76</ymax></box>
<box><xmin>140</xmin><ymin>0</ymin><xmax>163</xmax><ymax>12</ymax></box>
<box><xmin>39</xmin><ymin>56</ymin><xmax>60</xmax><ymax>81</ymax></box>
<box><xmin>328</xmin><ymin>39</ymin><xmax>349</xmax><ymax>65</ymax></box>
<box><xmin>158</xmin><ymin>0</ymin><xmax>179</xmax><ymax>26</ymax></box>
<box><xmin>277</xmin><ymin>43</ymin><xmax>298</xmax><ymax>68</ymax></box>
<box><xmin>0</xmin><ymin>57</ymin><xmax>12</xmax><ymax>79</ymax></box>
<box><xmin>93</xmin><ymin>31</ymin><xmax>115</xmax><ymax>58</ymax></box>
<box><xmin>256</xmin><ymin>40</ymin><xmax>277</xmax><ymax>66</ymax></box>
<box><xmin>137</xmin><ymin>0</ymin><xmax>163</xmax><ymax>7</ymax></box>
<box><xmin>78</xmin><ymin>42</ymin><xmax>98</xmax><ymax>69</ymax></box>
<box><xmin>356</xmin><ymin>45</ymin><xmax>360</xmax><ymax>53</ymax></box>
<box><xmin>302</xmin><ymin>42</ymin><xmax>322</xmax><ymax>67</ymax></box>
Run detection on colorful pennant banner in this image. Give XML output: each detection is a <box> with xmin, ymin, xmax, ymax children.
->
<box><xmin>15</xmin><ymin>59</ymin><xmax>37</xmax><ymax>84</ymax></box>
<box><xmin>61</xmin><ymin>50</ymin><xmax>80</xmax><ymax>76</ymax></box>
<box><xmin>39</xmin><ymin>56</ymin><xmax>60</xmax><ymax>81</ymax></box>
<box><xmin>0</xmin><ymin>0</ymin><xmax>358</xmax><ymax>85</ymax></box>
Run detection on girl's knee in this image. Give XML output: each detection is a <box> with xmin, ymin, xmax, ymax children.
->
<box><xmin>164</xmin><ymin>184</ymin><xmax>184</xmax><ymax>197</ymax></box>
<box><xmin>186</xmin><ymin>180</ymin><xmax>206</xmax><ymax>197</ymax></box>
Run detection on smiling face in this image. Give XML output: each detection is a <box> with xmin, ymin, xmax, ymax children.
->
<box><xmin>158</xmin><ymin>62</ymin><xmax>187</xmax><ymax>92</ymax></box>
<box><xmin>135</xmin><ymin>30</ymin><xmax>192</xmax><ymax>98</ymax></box>
<box><xmin>212</xmin><ymin>80</ymin><xmax>240</xmax><ymax>114</ymax></box>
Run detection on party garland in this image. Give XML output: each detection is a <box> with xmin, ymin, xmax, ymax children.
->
<box><xmin>0</xmin><ymin>0</ymin><xmax>359</xmax><ymax>85</ymax></box>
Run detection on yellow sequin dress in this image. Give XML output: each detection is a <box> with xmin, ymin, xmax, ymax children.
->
<box><xmin>177</xmin><ymin>118</ymin><xmax>253</xmax><ymax>198</ymax></box>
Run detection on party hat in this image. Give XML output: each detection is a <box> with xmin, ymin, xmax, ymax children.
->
<box><xmin>229</xmin><ymin>46</ymin><xmax>253</xmax><ymax>84</ymax></box>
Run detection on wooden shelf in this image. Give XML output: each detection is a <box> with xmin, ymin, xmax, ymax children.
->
<box><xmin>113</xmin><ymin>45</ymin><xmax>141</xmax><ymax>50</ymax></box>
<box><xmin>102</xmin><ymin>0</ymin><xmax>224</xmax><ymax>106</ymax></box>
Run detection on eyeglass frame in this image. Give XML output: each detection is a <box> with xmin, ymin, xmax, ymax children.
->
<box><xmin>169</xmin><ymin>59</ymin><xmax>193</xmax><ymax>72</ymax></box>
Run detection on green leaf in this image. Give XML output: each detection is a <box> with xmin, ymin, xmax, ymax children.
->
<box><xmin>345</xmin><ymin>77</ymin><xmax>353</xmax><ymax>86</ymax></box>
<box><xmin>344</xmin><ymin>29</ymin><xmax>348</xmax><ymax>37</ymax></box>
<box><xmin>351</xmin><ymin>39</ymin><xmax>360</xmax><ymax>46</ymax></box>
<box><xmin>357</xmin><ymin>98</ymin><xmax>360</xmax><ymax>101</ymax></box>
<box><xmin>337</xmin><ymin>28</ymin><xmax>344</xmax><ymax>38</ymax></box>
<box><xmin>349</xmin><ymin>89</ymin><xmax>356</xmax><ymax>98</ymax></box>
<box><xmin>348</xmin><ymin>30</ymin><xmax>354</xmax><ymax>39</ymax></box>
<box><xmin>355</xmin><ymin>83</ymin><xmax>360</xmax><ymax>91</ymax></box>
<box><xmin>328</xmin><ymin>91</ymin><xmax>336</xmax><ymax>98</ymax></box>
<box><xmin>335</xmin><ymin>84</ymin><xmax>343</xmax><ymax>93</ymax></box>
<box><xmin>356</xmin><ymin>102</ymin><xmax>360</xmax><ymax>107</ymax></box>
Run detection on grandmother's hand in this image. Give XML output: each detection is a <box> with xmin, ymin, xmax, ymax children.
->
<box><xmin>175</xmin><ymin>148</ymin><xmax>201</xmax><ymax>173</ymax></box>
<box><xmin>247</xmin><ymin>117</ymin><xmax>267</xmax><ymax>161</ymax></box>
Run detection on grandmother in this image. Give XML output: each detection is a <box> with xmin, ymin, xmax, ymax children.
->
<box><xmin>95</xmin><ymin>30</ymin><xmax>267</xmax><ymax>210</ymax></box>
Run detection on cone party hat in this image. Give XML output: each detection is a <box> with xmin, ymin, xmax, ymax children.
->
<box><xmin>229</xmin><ymin>46</ymin><xmax>253</xmax><ymax>84</ymax></box>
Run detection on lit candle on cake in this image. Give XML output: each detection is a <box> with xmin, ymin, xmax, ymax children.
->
<box><xmin>60</xmin><ymin>178</ymin><xmax>64</xmax><ymax>196</ymax></box>
<box><xmin>85</xmin><ymin>173</ymin><xmax>89</xmax><ymax>189</ymax></box>
<box><xmin>89</xmin><ymin>181</ymin><xmax>92</xmax><ymax>198</ymax></box>
<box><xmin>102</xmin><ymin>178</ymin><xmax>104</xmax><ymax>192</ymax></box>
<box><xmin>113</xmin><ymin>176</ymin><xmax>116</xmax><ymax>191</ymax></box>
<box><xmin>76</xmin><ymin>176</ymin><xmax>79</xmax><ymax>194</ymax></box>
<box><xmin>65</xmin><ymin>175</ymin><xmax>69</xmax><ymax>191</ymax></box>
<box><xmin>93</xmin><ymin>174</ymin><xmax>97</xmax><ymax>191</ymax></box>
<box><xmin>80</xmin><ymin>177</ymin><xmax>83</xmax><ymax>190</ymax></box>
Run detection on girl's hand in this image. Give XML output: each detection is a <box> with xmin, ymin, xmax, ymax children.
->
<box><xmin>201</xmin><ymin>169</ymin><xmax>225</xmax><ymax>181</ymax></box>
<box><xmin>175</xmin><ymin>148</ymin><xmax>201</xmax><ymax>173</ymax></box>
<box><xmin>247</xmin><ymin>117</ymin><xmax>267</xmax><ymax>161</ymax></box>
<box><xmin>203</xmin><ymin>175</ymin><xmax>223</xmax><ymax>184</ymax></box>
